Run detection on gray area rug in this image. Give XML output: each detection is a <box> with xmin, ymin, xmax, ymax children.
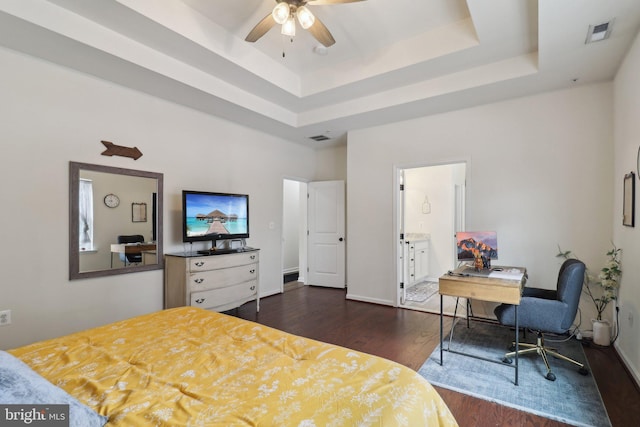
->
<box><xmin>405</xmin><ymin>281</ymin><xmax>438</xmax><ymax>302</ymax></box>
<box><xmin>418</xmin><ymin>320</ymin><xmax>611</xmax><ymax>427</ymax></box>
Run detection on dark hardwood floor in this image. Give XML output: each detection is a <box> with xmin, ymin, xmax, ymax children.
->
<box><xmin>234</xmin><ymin>285</ymin><xmax>640</xmax><ymax>427</ymax></box>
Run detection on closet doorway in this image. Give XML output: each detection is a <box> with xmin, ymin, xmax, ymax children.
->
<box><xmin>395</xmin><ymin>162</ymin><xmax>466</xmax><ymax>315</ymax></box>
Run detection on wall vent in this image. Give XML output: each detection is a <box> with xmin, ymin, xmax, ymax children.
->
<box><xmin>309</xmin><ymin>134</ymin><xmax>330</xmax><ymax>141</ymax></box>
<box><xmin>585</xmin><ymin>20</ymin><xmax>614</xmax><ymax>44</ymax></box>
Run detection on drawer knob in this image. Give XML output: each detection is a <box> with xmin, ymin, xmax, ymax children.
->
<box><xmin>250</xmin><ymin>255</ymin><xmax>256</xmax><ymax>260</ymax></box>
<box><xmin>195</xmin><ymin>261</ymin><xmax>205</xmax><ymax>267</ymax></box>
<box><xmin>250</xmin><ymin>285</ymin><xmax>256</xmax><ymax>291</ymax></box>
<box><xmin>194</xmin><ymin>278</ymin><xmax>204</xmax><ymax>284</ymax></box>
<box><xmin>249</xmin><ymin>269</ymin><xmax>255</xmax><ymax>274</ymax></box>
<box><xmin>195</xmin><ymin>298</ymin><xmax>205</xmax><ymax>304</ymax></box>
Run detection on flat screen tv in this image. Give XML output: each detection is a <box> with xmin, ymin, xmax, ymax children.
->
<box><xmin>182</xmin><ymin>190</ymin><xmax>249</xmax><ymax>247</ymax></box>
<box><xmin>456</xmin><ymin>231</ymin><xmax>498</xmax><ymax>261</ymax></box>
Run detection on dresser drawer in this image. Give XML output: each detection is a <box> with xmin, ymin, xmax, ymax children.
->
<box><xmin>189</xmin><ymin>263</ymin><xmax>258</xmax><ymax>291</ymax></box>
<box><xmin>191</xmin><ymin>281</ymin><xmax>258</xmax><ymax>309</ymax></box>
<box><xmin>189</xmin><ymin>252</ymin><xmax>259</xmax><ymax>272</ymax></box>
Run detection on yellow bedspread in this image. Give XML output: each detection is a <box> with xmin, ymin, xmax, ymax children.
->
<box><xmin>10</xmin><ymin>307</ymin><xmax>457</xmax><ymax>426</ymax></box>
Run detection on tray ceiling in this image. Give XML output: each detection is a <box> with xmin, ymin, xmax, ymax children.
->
<box><xmin>1</xmin><ymin>0</ymin><xmax>639</xmax><ymax>147</ymax></box>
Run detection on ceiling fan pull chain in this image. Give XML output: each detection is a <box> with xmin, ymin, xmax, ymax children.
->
<box><xmin>282</xmin><ymin>36</ymin><xmax>295</xmax><ymax>58</ymax></box>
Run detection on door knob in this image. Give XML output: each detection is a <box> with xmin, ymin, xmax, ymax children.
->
<box><xmin>339</xmin><ymin>237</ymin><xmax>344</xmax><ymax>242</ymax></box>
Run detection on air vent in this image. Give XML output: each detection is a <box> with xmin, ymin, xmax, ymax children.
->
<box><xmin>585</xmin><ymin>20</ymin><xmax>614</xmax><ymax>44</ymax></box>
<box><xmin>309</xmin><ymin>134</ymin><xmax>331</xmax><ymax>141</ymax></box>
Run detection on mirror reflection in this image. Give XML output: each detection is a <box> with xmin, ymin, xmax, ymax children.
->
<box><xmin>70</xmin><ymin>162</ymin><xmax>163</xmax><ymax>280</ymax></box>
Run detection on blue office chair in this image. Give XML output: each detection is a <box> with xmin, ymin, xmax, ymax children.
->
<box><xmin>494</xmin><ymin>258</ymin><xmax>589</xmax><ymax>381</ymax></box>
<box><xmin>117</xmin><ymin>234</ymin><xmax>144</xmax><ymax>265</ymax></box>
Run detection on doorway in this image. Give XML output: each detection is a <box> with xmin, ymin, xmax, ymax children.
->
<box><xmin>282</xmin><ymin>179</ymin><xmax>346</xmax><ymax>292</ymax></box>
<box><xmin>282</xmin><ymin>179</ymin><xmax>307</xmax><ymax>292</ymax></box>
<box><xmin>396</xmin><ymin>162</ymin><xmax>466</xmax><ymax>315</ymax></box>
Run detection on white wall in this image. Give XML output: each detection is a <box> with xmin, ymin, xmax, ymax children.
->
<box><xmin>613</xmin><ymin>30</ymin><xmax>640</xmax><ymax>384</ymax></box>
<box><xmin>315</xmin><ymin>145</ymin><xmax>347</xmax><ymax>182</ymax></box>
<box><xmin>0</xmin><ymin>47</ymin><xmax>330</xmax><ymax>350</ymax></box>
<box><xmin>347</xmin><ymin>84</ymin><xmax>614</xmax><ymax>317</ymax></box>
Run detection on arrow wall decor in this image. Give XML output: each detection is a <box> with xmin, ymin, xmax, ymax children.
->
<box><xmin>100</xmin><ymin>140</ymin><xmax>143</xmax><ymax>160</ymax></box>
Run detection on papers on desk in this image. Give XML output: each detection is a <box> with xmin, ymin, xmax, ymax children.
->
<box><xmin>450</xmin><ymin>266</ymin><xmax>525</xmax><ymax>281</ymax></box>
<box><xmin>488</xmin><ymin>268</ymin><xmax>524</xmax><ymax>281</ymax></box>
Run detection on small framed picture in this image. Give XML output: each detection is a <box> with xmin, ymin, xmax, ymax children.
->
<box><xmin>623</xmin><ymin>172</ymin><xmax>635</xmax><ymax>227</ymax></box>
<box><xmin>132</xmin><ymin>202</ymin><xmax>147</xmax><ymax>222</ymax></box>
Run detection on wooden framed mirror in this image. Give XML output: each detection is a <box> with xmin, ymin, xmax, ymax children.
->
<box><xmin>69</xmin><ymin>162</ymin><xmax>163</xmax><ymax>279</ymax></box>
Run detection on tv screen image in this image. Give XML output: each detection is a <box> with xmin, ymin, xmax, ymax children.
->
<box><xmin>456</xmin><ymin>231</ymin><xmax>498</xmax><ymax>261</ymax></box>
<box><xmin>182</xmin><ymin>191</ymin><xmax>249</xmax><ymax>243</ymax></box>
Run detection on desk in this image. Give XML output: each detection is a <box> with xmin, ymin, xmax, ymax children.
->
<box><xmin>142</xmin><ymin>250</ymin><xmax>157</xmax><ymax>265</ymax></box>
<box><xmin>110</xmin><ymin>243</ymin><xmax>157</xmax><ymax>267</ymax></box>
<box><xmin>439</xmin><ymin>266</ymin><xmax>526</xmax><ymax>385</ymax></box>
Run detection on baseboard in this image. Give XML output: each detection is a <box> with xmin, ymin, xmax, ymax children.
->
<box><xmin>614</xmin><ymin>341</ymin><xmax>640</xmax><ymax>392</ymax></box>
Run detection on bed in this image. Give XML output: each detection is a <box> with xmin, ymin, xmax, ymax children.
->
<box><xmin>5</xmin><ymin>306</ymin><xmax>457</xmax><ymax>426</ymax></box>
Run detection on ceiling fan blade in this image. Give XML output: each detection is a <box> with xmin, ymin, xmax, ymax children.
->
<box><xmin>245</xmin><ymin>14</ymin><xmax>276</xmax><ymax>43</ymax></box>
<box><xmin>307</xmin><ymin>16</ymin><xmax>335</xmax><ymax>47</ymax></box>
<box><xmin>308</xmin><ymin>0</ymin><xmax>366</xmax><ymax>5</ymax></box>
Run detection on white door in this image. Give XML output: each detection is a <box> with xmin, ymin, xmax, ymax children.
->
<box><xmin>307</xmin><ymin>180</ymin><xmax>345</xmax><ymax>288</ymax></box>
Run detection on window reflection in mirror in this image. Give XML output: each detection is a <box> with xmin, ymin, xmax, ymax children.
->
<box><xmin>70</xmin><ymin>162</ymin><xmax>163</xmax><ymax>280</ymax></box>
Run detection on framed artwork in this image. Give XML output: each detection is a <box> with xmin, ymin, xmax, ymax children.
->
<box><xmin>623</xmin><ymin>172</ymin><xmax>635</xmax><ymax>227</ymax></box>
<box><xmin>132</xmin><ymin>202</ymin><xmax>147</xmax><ymax>223</ymax></box>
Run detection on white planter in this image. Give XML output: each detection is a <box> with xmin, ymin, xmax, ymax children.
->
<box><xmin>592</xmin><ymin>319</ymin><xmax>611</xmax><ymax>346</ymax></box>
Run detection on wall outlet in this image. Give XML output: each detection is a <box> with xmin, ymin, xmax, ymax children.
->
<box><xmin>0</xmin><ymin>310</ymin><xmax>11</xmax><ymax>326</ymax></box>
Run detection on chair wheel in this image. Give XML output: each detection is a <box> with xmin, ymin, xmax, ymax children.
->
<box><xmin>545</xmin><ymin>372</ymin><xmax>556</xmax><ymax>381</ymax></box>
<box><xmin>502</xmin><ymin>357</ymin><xmax>513</xmax><ymax>364</ymax></box>
<box><xmin>578</xmin><ymin>367</ymin><xmax>589</xmax><ymax>376</ymax></box>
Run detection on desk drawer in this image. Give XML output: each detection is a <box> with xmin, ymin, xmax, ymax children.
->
<box><xmin>191</xmin><ymin>281</ymin><xmax>257</xmax><ymax>309</ymax></box>
<box><xmin>190</xmin><ymin>264</ymin><xmax>258</xmax><ymax>291</ymax></box>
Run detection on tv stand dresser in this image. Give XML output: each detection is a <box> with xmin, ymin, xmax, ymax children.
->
<box><xmin>164</xmin><ymin>248</ymin><xmax>259</xmax><ymax>312</ymax></box>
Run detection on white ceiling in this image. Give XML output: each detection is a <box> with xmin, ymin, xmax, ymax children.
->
<box><xmin>1</xmin><ymin>0</ymin><xmax>639</xmax><ymax>147</ymax></box>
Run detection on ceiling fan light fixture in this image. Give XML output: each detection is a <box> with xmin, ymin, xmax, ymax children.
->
<box><xmin>281</xmin><ymin>16</ymin><xmax>296</xmax><ymax>36</ymax></box>
<box><xmin>272</xmin><ymin>3</ymin><xmax>290</xmax><ymax>25</ymax></box>
<box><xmin>296</xmin><ymin>6</ymin><xmax>315</xmax><ymax>30</ymax></box>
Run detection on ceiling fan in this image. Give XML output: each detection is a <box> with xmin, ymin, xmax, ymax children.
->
<box><xmin>245</xmin><ymin>0</ymin><xmax>366</xmax><ymax>48</ymax></box>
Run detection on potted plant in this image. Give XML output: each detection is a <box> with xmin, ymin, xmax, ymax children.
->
<box><xmin>557</xmin><ymin>245</ymin><xmax>622</xmax><ymax>346</ymax></box>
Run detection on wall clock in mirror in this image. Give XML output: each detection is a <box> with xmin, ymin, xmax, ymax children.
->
<box><xmin>104</xmin><ymin>193</ymin><xmax>120</xmax><ymax>208</ymax></box>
